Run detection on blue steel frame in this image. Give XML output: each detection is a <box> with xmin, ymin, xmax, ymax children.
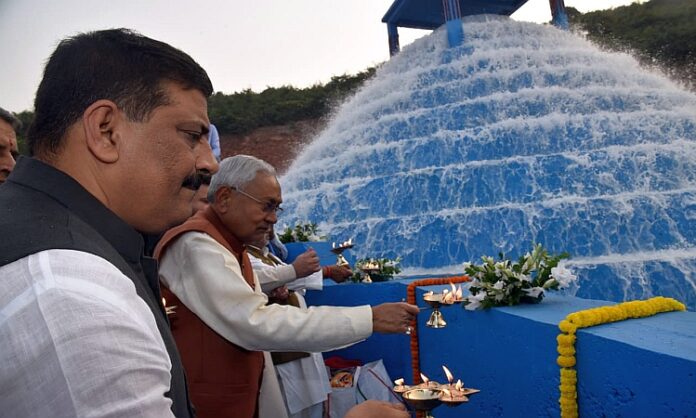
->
<box><xmin>383</xmin><ymin>0</ymin><xmax>568</xmax><ymax>56</ymax></box>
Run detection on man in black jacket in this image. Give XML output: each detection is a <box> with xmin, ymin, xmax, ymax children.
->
<box><xmin>0</xmin><ymin>28</ymin><xmax>218</xmax><ymax>417</ymax></box>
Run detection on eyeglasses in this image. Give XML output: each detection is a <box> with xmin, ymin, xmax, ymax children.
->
<box><xmin>230</xmin><ymin>186</ymin><xmax>284</xmax><ymax>214</ymax></box>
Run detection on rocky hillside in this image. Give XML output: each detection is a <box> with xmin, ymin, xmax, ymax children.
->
<box><xmin>219</xmin><ymin>119</ymin><xmax>324</xmax><ymax>174</ymax></box>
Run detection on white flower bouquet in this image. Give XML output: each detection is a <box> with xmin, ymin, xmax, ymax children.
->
<box><xmin>463</xmin><ymin>244</ymin><xmax>576</xmax><ymax>310</ymax></box>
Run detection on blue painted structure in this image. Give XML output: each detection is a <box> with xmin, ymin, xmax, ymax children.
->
<box><xmin>280</xmin><ymin>16</ymin><xmax>696</xmax><ymax>310</ymax></box>
<box><xmin>550</xmin><ymin>0</ymin><xmax>569</xmax><ymax>30</ymax></box>
<box><xmin>382</xmin><ymin>0</ymin><xmax>569</xmax><ymax>55</ymax></box>
<box><xmin>305</xmin><ymin>280</ymin><xmax>696</xmax><ymax>417</ymax></box>
<box><xmin>443</xmin><ymin>0</ymin><xmax>464</xmax><ymax>50</ymax></box>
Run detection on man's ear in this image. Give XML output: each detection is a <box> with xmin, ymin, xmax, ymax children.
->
<box><xmin>82</xmin><ymin>100</ymin><xmax>121</xmax><ymax>163</ymax></box>
<box><xmin>213</xmin><ymin>186</ymin><xmax>232</xmax><ymax>213</ymax></box>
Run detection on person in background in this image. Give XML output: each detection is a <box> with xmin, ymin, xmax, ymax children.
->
<box><xmin>155</xmin><ymin>154</ymin><xmax>419</xmax><ymax>418</ymax></box>
<box><xmin>208</xmin><ymin>122</ymin><xmax>221</xmax><ymax>161</ymax></box>
<box><xmin>0</xmin><ymin>28</ymin><xmax>218</xmax><ymax>417</ymax></box>
<box><xmin>261</xmin><ymin>224</ymin><xmax>353</xmax><ymax>291</ymax></box>
<box><xmin>0</xmin><ymin>106</ymin><xmax>20</xmax><ymax>185</ymax></box>
<box><xmin>247</xmin><ymin>227</ymin><xmax>369</xmax><ymax>418</ymax></box>
<box><xmin>267</xmin><ymin>225</ymin><xmax>290</xmax><ymax>260</ymax></box>
<box><xmin>246</xmin><ymin>230</ymin><xmax>330</xmax><ymax>418</ymax></box>
<box><xmin>191</xmin><ymin>129</ymin><xmax>220</xmax><ymax>213</ymax></box>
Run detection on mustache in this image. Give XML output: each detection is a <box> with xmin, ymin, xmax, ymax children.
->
<box><xmin>182</xmin><ymin>171</ymin><xmax>212</xmax><ymax>191</ymax></box>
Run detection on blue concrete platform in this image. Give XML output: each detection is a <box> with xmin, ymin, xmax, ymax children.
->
<box><xmin>306</xmin><ymin>280</ymin><xmax>696</xmax><ymax>417</ymax></box>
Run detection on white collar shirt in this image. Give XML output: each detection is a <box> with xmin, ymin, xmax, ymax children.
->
<box><xmin>0</xmin><ymin>249</ymin><xmax>174</xmax><ymax>418</ymax></box>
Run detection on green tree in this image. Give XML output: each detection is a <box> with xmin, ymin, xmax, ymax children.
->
<box><xmin>208</xmin><ymin>67</ymin><xmax>378</xmax><ymax>135</ymax></box>
<box><xmin>570</xmin><ymin>0</ymin><xmax>696</xmax><ymax>89</ymax></box>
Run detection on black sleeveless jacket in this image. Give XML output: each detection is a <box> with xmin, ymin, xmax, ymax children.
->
<box><xmin>0</xmin><ymin>157</ymin><xmax>195</xmax><ymax>417</ymax></box>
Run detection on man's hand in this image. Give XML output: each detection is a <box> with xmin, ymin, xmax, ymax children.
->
<box><xmin>292</xmin><ymin>248</ymin><xmax>321</xmax><ymax>278</ymax></box>
<box><xmin>327</xmin><ymin>265</ymin><xmax>353</xmax><ymax>282</ymax></box>
<box><xmin>371</xmin><ymin>302</ymin><xmax>419</xmax><ymax>334</ymax></box>
<box><xmin>344</xmin><ymin>400</ymin><xmax>408</xmax><ymax>418</ymax></box>
<box><xmin>268</xmin><ymin>285</ymin><xmax>289</xmax><ymax>303</ymax></box>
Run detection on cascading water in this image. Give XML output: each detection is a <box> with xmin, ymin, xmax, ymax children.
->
<box><xmin>280</xmin><ymin>15</ymin><xmax>696</xmax><ymax>309</ymax></box>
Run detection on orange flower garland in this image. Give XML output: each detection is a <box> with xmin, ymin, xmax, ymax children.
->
<box><xmin>406</xmin><ymin>275</ymin><xmax>470</xmax><ymax>384</ymax></box>
<box><xmin>557</xmin><ymin>296</ymin><xmax>686</xmax><ymax>418</ymax></box>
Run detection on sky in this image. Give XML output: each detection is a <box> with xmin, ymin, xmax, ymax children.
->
<box><xmin>0</xmin><ymin>0</ymin><xmax>639</xmax><ymax>113</ymax></box>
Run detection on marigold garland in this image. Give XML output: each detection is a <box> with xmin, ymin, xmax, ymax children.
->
<box><xmin>406</xmin><ymin>276</ymin><xmax>470</xmax><ymax>385</ymax></box>
<box><xmin>557</xmin><ymin>296</ymin><xmax>685</xmax><ymax>418</ymax></box>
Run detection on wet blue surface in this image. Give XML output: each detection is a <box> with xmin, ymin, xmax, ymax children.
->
<box><xmin>282</xmin><ymin>16</ymin><xmax>696</xmax><ymax>309</ymax></box>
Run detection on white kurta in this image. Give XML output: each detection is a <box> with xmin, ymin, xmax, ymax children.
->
<box><xmin>249</xmin><ymin>250</ymin><xmax>331</xmax><ymax>416</ymax></box>
<box><xmin>158</xmin><ymin>231</ymin><xmax>373</xmax><ymax>418</ymax></box>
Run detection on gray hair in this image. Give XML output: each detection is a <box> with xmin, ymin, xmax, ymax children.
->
<box><xmin>208</xmin><ymin>155</ymin><xmax>276</xmax><ymax>202</ymax></box>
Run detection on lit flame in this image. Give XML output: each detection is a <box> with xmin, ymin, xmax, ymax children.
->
<box><xmin>442</xmin><ymin>365</ymin><xmax>454</xmax><ymax>383</ymax></box>
<box><xmin>455</xmin><ymin>379</ymin><xmax>463</xmax><ymax>391</ymax></box>
<box><xmin>450</xmin><ymin>282</ymin><xmax>457</xmax><ymax>295</ymax></box>
<box><xmin>394</xmin><ymin>378</ymin><xmax>404</xmax><ymax>386</ymax></box>
<box><xmin>455</xmin><ymin>285</ymin><xmax>463</xmax><ymax>300</ymax></box>
<box><xmin>162</xmin><ymin>297</ymin><xmax>167</xmax><ymax>307</ymax></box>
<box><xmin>442</xmin><ymin>288</ymin><xmax>454</xmax><ymax>304</ymax></box>
<box><xmin>420</xmin><ymin>373</ymin><xmax>429</xmax><ymax>384</ymax></box>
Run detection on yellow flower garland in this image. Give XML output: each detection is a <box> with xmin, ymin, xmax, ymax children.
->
<box><xmin>557</xmin><ymin>296</ymin><xmax>686</xmax><ymax>418</ymax></box>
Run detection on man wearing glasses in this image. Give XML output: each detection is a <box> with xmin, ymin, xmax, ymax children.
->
<box><xmin>155</xmin><ymin>155</ymin><xmax>417</xmax><ymax>418</ymax></box>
